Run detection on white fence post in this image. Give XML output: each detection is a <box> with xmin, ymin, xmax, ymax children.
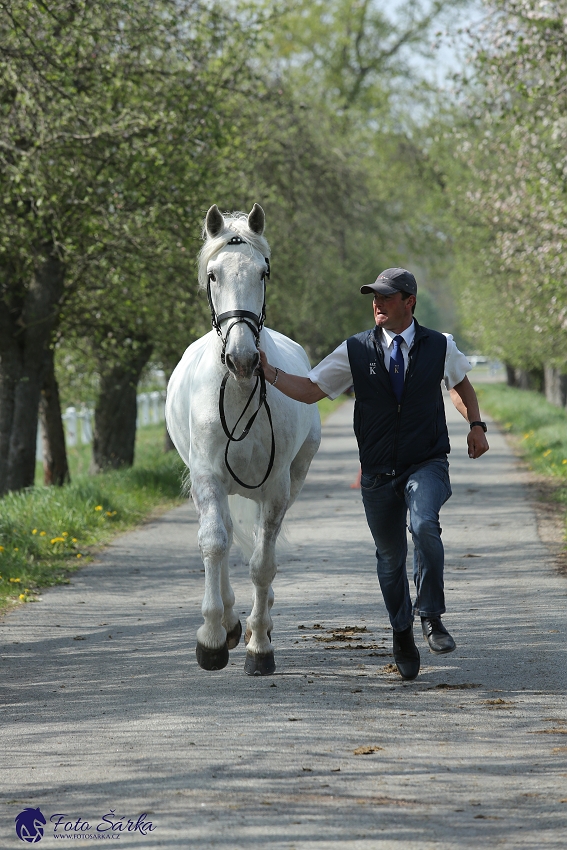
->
<box><xmin>150</xmin><ymin>391</ymin><xmax>160</xmax><ymax>424</ymax></box>
<box><xmin>80</xmin><ymin>408</ymin><xmax>93</xmax><ymax>444</ymax></box>
<box><xmin>138</xmin><ymin>393</ymin><xmax>150</xmax><ymax>426</ymax></box>
<box><xmin>64</xmin><ymin>407</ymin><xmax>77</xmax><ymax>447</ymax></box>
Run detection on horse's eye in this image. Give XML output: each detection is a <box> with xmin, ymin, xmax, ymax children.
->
<box><xmin>208</xmin><ymin>271</ymin><xmax>216</xmax><ymax>282</ymax></box>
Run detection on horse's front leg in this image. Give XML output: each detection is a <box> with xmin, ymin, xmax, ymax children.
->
<box><xmin>244</xmin><ymin>484</ymin><xmax>289</xmax><ymax>676</ymax></box>
<box><xmin>192</xmin><ymin>473</ymin><xmax>236</xmax><ymax>670</ymax></box>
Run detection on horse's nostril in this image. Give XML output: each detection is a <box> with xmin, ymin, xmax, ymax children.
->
<box><xmin>225</xmin><ymin>353</ymin><xmax>235</xmax><ymax>372</ymax></box>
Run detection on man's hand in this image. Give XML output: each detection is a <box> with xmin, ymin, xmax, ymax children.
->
<box><xmin>467</xmin><ymin>426</ymin><xmax>489</xmax><ymax>459</ymax></box>
<box><xmin>256</xmin><ymin>349</ymin><xmax>326</xmax><ymax>404</ymax></box>
<box><xmin>450</xmin><ymin>376</ymin><xmax>490</xmax><ymax>459</ymax></box>
<box><xmin>258</xmin><ymin>349</ymin><xmax>275</xmax><ymax>383</ymax></box>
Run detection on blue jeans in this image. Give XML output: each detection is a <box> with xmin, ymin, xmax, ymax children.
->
<box><xmin>360</xmin><ymin>458</ymin><xmax>452</xmax><ymax>633</ymax></box>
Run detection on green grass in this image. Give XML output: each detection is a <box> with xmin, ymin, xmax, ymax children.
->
<box><xmin>477</xmin><ymin>384</ymin><xmax>567</xmax><ymax>537</ymax></box>
<box><xmin>1</xmin><ymin>423</ymin><xmax>185</xmax><ymax>614</ymax></box>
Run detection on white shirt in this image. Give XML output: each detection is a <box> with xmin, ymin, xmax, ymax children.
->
<box><xmin>307</xmin><ymin>320</ymin><xmax>471</xmax><ymax>400</ymax></box>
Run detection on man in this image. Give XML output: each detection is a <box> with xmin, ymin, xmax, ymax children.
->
<box><xmin>259</xmin><ymin>267</ymin><xmax>489</xmax><ymax>680</ymax></box>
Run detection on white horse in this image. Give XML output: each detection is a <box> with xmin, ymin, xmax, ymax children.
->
<box><xmin>165</xmin><ymin>204</ymin><xmax>321</xmax><ymax>675</ymax></box>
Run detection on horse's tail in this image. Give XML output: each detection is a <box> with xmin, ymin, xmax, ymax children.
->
<box><xmin>228</xmin><ymin>495</ymin><xmax>291</xmax><ymax>561</ymax></box>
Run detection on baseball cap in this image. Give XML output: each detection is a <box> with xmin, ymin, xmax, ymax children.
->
<box><xmin>360</xmin><ymin>267</ymin><xmax>417</xmax><ymax>297</ymax></box>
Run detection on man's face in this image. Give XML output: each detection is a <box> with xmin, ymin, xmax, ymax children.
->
<box><xmin>373</xmin><ymin>291</ymin><xmax>415</xmax><ymax>332</ymax></box>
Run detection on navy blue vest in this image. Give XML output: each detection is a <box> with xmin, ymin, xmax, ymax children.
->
<box><xmin>346</xmin><ymin>320</ymin><xmax>450</xmax><ymax>477</ymax></box>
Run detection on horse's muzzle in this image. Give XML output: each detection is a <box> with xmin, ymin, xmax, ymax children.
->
<box><xmin>225</xmin><ymin>350</ymin><xmax>260</xmax><ymax>380</ymax></box>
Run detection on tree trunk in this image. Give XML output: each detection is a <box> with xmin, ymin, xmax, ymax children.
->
<box><xmin>90</xmin><ymin>342</ymin><xmax>153</xmax><ymax>473</ymax></box>
<box><xmin>39</xmin><ymin>346</ymin><xmax>70</xmax><ymax>486</ymax></box>
<box><xmin>0</xmin><ymin>254</ymin><xmax>65</xmax><ymax>496</ymax></box>
<box><xmin>543</xmin><ymin>365</ymin><xmax>567</xmax><ymax>407</ymax></box>
<box><xmin>505</xmin><ymin>363</ymin><xmax>516</xmax><ymax>387</ymax></box>
<box><xmin>509</xmin><ymin>367</ymin><xmax>544</xmax><ymax>392</ymax></box>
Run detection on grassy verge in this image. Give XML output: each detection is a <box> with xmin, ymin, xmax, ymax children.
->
<box><xmin>1</xmin><ymin>423</ymin><xmax>185</xmax><ymax>614</ymax></box>
<box><xmin>477</xmin><ymin>384</ymin><xmax>567</xmax><ymax>539</ymax></box>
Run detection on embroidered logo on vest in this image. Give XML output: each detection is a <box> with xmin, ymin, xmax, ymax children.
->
<box><xmin>369</xmin><ymin>362</ymin><xmax>376</xmax><ymax>375</ymax></box>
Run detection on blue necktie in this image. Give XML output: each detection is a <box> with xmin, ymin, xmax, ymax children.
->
<box><xmin>389</xmin><ymin>335</ymin><xmax>405</xmax><ymax>402</ymax></box>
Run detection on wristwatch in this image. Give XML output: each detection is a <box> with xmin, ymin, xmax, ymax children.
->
<box><xmin>469</xmin><ymin>421</ymin><xmax>487</xmax><ymax>432</ymax></box>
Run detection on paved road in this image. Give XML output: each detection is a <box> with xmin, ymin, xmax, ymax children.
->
<box><xmin>1</xmin><ymin>396</ymin><xmax>566</xmax><ymax>849</ymax></box>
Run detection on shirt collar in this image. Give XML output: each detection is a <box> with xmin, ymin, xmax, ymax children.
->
<box><xmin>382</xmin><ymin>319</ymin><xmax>415</xmax><ymax>349</ymax></box>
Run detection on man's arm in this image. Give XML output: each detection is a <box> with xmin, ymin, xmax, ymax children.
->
<box><xmin>259</xmin><ymin>350</ymin><xmax>327</xmax><ymax>404</ymax></box>
<box><xmin>449</xmin><ymin>376</ymin><xmax>489</xmax><ymax>459</ymax></box>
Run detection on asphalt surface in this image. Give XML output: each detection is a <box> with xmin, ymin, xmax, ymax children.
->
<box><xmin>1</xmin><ymin>392</ymin><xmax>567</xmax><ymax>849</ymax></box>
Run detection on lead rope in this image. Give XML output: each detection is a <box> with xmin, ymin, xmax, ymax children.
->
<box><xmin>218</xmin><ymin>367</ymin><xmax>276</xmax><ymax>489</ymax></box>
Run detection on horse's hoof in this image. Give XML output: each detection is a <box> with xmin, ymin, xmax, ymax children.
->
<box><xmin>244</xmin><ymin>651</ymin><xmax>276</xmax><ymax>676</ymax></box>
<box><xmin>226</xmin><ymin>620</ymin><xmax>242</xmax><ymax>650</ymax></box>
<box><xmin>196</xmin><ymin>641</ymin><xmax>229</xmax><ymax>671</ymax></box>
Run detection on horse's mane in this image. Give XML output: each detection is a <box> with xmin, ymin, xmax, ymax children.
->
<box><xmin>197</xmin><ymin>211</ymin><xmax>271</xmax><ymax>290</ymax></box>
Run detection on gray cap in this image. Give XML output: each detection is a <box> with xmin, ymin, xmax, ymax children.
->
<box><xmin>360</xmin><ymin>267</ymin><xmax>417</xmax><ymax>297</ymax></box>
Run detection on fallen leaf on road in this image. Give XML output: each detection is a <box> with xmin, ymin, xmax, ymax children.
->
<box><xmin>432</xmin><ymin>683</ymin><xmax>482</xmax><ymax>690</ymax></box>
<box><xmin>354</xmin><ymin>745</ymin><xmax>384</xmax><ymax>755</ymax></box>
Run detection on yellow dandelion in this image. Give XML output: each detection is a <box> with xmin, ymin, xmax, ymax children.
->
<box><xmin>51</xmin><ymin>537</ymin><xmax>65</xmax><ymax>544</ymax></box>
<box><xmin>0</xmin><ymin>546</ymin><xmax>4</xmax><ymax>552</ymax></box>
<box><xmin>32</xmin><ymin>529</ymin><xmax>37</xmax><ymax>535</ymax></box>
<box><xmin>19</xmin><ymin>593</ymin><xmax>26</xmax><ymax>601</ymax></box>
<box><xmin>562</xmin><ymin>459</ymin><xmax>567</xmax><ymax>465</ymax></box>
<box><xmin>72</xmin><ymin>538</ymin><xmax>78</xmax><ymax>543</ymax></box>
<box><xmin>39</xmin><ymin>531</ymin><xmax>46</xmax><ymax>537</ymax></box>
<box><xmin>76</xmin><ymin>553</ymin><xmax>82</xmax><ymax>559</ymax></box>
<box><xmin>10</xmin><ymin>577</ymin><xmax>21</xmax><ymax>583</ymax></box>
<box><xmin>94</xmin><ymin>505</ymin><xmax>103</xmax><ymax>511</ymax></box>
<box><xmin>13</xmin><ymin>547</ymin><xmax>18</xmax><ymax>552</ymax></box>
<box><xmin>62</xmin><ymin>532</ymin><xmax>68</xmax><ymax>538</ymax></box>
<box><xmin>543</xmin><ymin>449</ymin><xmax>552</xmax><ymax>457</ymax></box>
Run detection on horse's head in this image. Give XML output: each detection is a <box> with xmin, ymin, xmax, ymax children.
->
<box><xmin>200</xmin><ymin>204</ymin><xmax>271</xmax><ymax>382</ymax></box>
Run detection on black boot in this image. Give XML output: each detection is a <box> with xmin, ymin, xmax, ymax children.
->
<box><xmin>393</xmin><ymin>624</ymin><xmax>420</xmax><ymax>680</ymax></box>
<box><xmin>421</xmin><ymin>616</ymin><xmax>456</xmax><ymax>654</ymax></box>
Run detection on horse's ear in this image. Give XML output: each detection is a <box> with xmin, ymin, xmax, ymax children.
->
<box><xmin>248</xmin><ymin>203</ymin><xmax>265</xmax><ymax>235</ymax></box>
<box><xmin>205</xmin><ymin>204</ymin><xmax>224</xmax><ymax>238</ymax></box>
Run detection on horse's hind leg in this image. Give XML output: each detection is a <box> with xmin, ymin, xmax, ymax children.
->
<box><xmin>244</xmin><ymin>486</ymin><xmax>289</xmax><ymax>676</ymax></box>
<box><xmin>192</xmin><ymin>474</ymin><xmax>235</xmax><ymax>671</ymax></box>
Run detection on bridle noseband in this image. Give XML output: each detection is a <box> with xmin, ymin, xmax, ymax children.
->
<box><xmin>208</xmin><ymin>234</ymin><xmax>275</xmax><ymax>490</ymax></box>
<box><xmin>206</xmin><ymin>235</ymin><xmax>270</xmax><ymax>366</ymax></box>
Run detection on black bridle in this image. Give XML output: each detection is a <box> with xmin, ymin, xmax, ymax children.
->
<box><xmin>208</xmin><ymin>235</ymin><xmax>275</xmax><ymax>490</ymax></box>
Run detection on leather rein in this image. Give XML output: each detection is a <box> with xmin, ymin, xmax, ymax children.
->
<box><xmin>207</xmin><ymin>235</ymin><xmax>275</xmax><ymax>490</ymax></box>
